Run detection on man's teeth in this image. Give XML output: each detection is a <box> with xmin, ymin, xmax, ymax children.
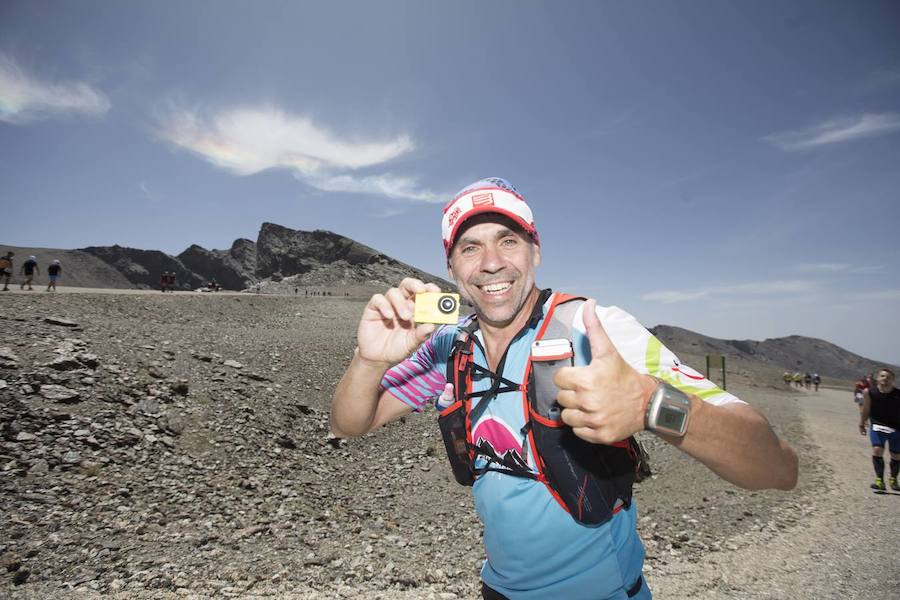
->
<box><xmin>481</xmin><ymin>282</ymin><xmax>512</xmax><ymax>294</ymax></box>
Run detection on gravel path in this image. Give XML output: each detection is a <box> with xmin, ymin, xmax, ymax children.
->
<box><xmin>648</xmin><ymin>387</ymin><xmax>899</xmax><ymax>599</ymax></box>
<box><xmin>2</xmin><ymin>289</ymin><xmax>896</xmax><ymax>599</ymax></box>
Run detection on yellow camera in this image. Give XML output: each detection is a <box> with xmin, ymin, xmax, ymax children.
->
<box><xmin>414</xmin><ymin>292</ymin><xmax>460</xmax><ymax>324</ymax></box>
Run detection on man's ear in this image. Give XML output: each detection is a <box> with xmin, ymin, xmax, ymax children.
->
<box><xmin>532</xmin><ymin>243</ymin><xmax>541</xmax><ymax>268</ymax></box>
<box><xmin>447</xmin><ymin>261</ymin><xmax>456</xmax><ymax>282</ymax></box>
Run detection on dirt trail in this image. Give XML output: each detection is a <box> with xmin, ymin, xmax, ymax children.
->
<box><xmin>648</xmin><ymin>387</ymin><xmax>899</xmax><ymax>599</ymax></box>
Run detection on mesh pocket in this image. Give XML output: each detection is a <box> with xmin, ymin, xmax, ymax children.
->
<box><xmin>438</xmin><ymin>403</ymin><xmax>475</xmax><ymax>486</ymax></box>
<box><xmin>530</xmin><ymin>416</ymin><xmax>636</xmax><ymax>525</ymax></box>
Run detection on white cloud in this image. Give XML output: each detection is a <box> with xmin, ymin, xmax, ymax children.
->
<box><xmin>642</xmin><ymin>280</ymin><xmax>815</xmax><ymax>304</ymax></box>
<box><xmin>854</xmin><ymin>289</ymin><xmax>900</xmax><ymax>301</ymax></box>
<box><xmin>764</xmin><ymin>113</ymin><xmax>900</xmax><ymax>151</ymax></box>
<box><xmin>307</xmin><ymin>173</ymin><xmax>441</xmax><ymax>202</ymax></box>
<box><xmin>156</xmin><ymin>103</ymin><xmax>438</xmax><ymax>201</ymax></box>
<box><xmin>138</xmin><ymin>181</ymin><xmax>158</xmax><ymax>202</ymax></box>
<box><xmin>794</xmin><ymin>263</ymin><xmax>885</xmax><ymax>274</ymax></box>
<box><xmin>794</xmin><ymin>263</ymin><xmax>850</xmax><ymax>273</ymax></box>
<box><xmin>0</xmin><ymin>55</ymin><xmax>110</xmax><ymax>124</ymax></box>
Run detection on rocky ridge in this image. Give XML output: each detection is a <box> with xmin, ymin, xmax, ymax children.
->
<box><xmin>3</xmin><ymin>222</ymin><xmax>449</xmax><ymax>293</ymax></box>
<box><xmin>651</xmin><ymin>324</ymin><xmax>897</xmax><ymax>381</ymax></box>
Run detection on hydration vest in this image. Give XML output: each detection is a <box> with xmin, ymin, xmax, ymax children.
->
<box><xmin>437</xmin><ymin>291</ymin><xmax>650</xmax><ymax>526</ymax></box>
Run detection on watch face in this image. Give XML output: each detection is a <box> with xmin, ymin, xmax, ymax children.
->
<box><xmin>658</xmin><ymin>405</ymin><xmax>687</xmax><ymax>432</ymax></box>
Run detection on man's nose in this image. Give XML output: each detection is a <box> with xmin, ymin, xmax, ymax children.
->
<box><xmin>478</xmin><ymin>245</ymin><xmax>504</xmax><ymax>273</ymax></box>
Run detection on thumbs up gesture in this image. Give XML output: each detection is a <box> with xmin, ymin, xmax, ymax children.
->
<box><xmin>553</xmin><ymin>299</ymin><xmax>658</xmax><ymax>444</ymax></box>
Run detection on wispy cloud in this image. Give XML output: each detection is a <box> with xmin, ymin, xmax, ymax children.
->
<box><xmin>0</xmin><ymin>55</ymin><xmax>110</xmax><ymax>124</ymax></box>
<box><xmin>642</xmin><ymin>280</ymin><xmax>815</xmax><ymax>304</ymax></box>
<box><xmin>764</xmin><ymin>113</ymin><xmax>900</xmax><ymax>151</ymax></box>
<box><xmin>307</xmin><ymin>173</ymin><xmax>441</xmax><ymax>202</ymax></box>
<box><xmin>794</xmin><ymin>263</ymin><xmax>885</xmax><ymax>274</ymax></box>
<box><xmin>853</xmin><ymin>289</ymin><xmax>900</xmax><ymax>301</ymax></box>
<box><xmin>156</xmin><ymin>102</ymin><xmax>440</xmax><ymax>201</ymax></box>
<box><xmin>138</xmin><ymin>181</ymin><xmax>158</xmax><ymax>202</ymax></box>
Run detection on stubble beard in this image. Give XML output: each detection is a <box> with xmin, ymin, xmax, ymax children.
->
<box><xmin>460</xmin><ymin>269</ymin><xmax>536</xmax><ymax>329</ymax></box>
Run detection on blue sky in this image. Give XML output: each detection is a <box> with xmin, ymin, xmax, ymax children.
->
<box><xmin>2</xmin><ymin>1</ymin><xmax>899</xmax><ymax>365</ymax></box>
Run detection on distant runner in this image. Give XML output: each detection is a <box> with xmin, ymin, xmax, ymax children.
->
<box><xmin>0</xmin><ymin>251</ymin><xmax>13</xmax><ymax>291</ymax></box>
<box><xmin>854</xmin><ymin>379</ymin><xmax>867</xmax><ymax>414</ymax></box>
<box><xmin>859</xmin><ymin>368</ymin><xmax>900</xmax><ymax>492</ymax></box>
<box><xmin>20</xmin><ymin>255</ymin><xmax>39</xmax><ymax>290</ymax></box>
<box><xmin>46</xmin><ymin>259</ymin><xmax>62</xmax><ymax>291</ymax></box>
<box><xmin>812</xmin><ymin>373</ymin><xmax>820</xmax><ymax>392</ymax></box>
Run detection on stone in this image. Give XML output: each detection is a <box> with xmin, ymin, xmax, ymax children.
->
<box><xmin>44</xmin><ymin>356</ymin><xmax>83</xmax><ymax>371</ymax></box>
<box><xmin>223</xmin><ymin>360</ymin><xmax>244</xmax><ymax>369</ymax></box>
<box><xmin>1</xmin><ymin>552</ymin><xmax>22</xmax><ymax>572</ymax></box>
<box><xmin>13</xmin><ymin>566</ymin><xmax>30</xmax><ymax>585</ymax></box>
<box><xmin>62</xmin><ymin>450</ymin><xmax>82</xmax><ymax>465</ymax></box>
<box><xmin>137</xmin><ymin>398</ymin><xmax>160</xmax><ymax>415</ymax></box>
<box><xmin>44</xmin><ymin>316</ymin><xmax>79</xmax><ymax>327</ymax></box>
<box><xmin>0</xmin><ymin>347</ymin><xmax>20</xmax><ymax>369</ymax></box>
<box><xmin>275</xmin><ymin>435</ymin><xmax>297</xmax><ymax>449</ymax></box>
<box><xmin>39</xmin><ymin>384</ymin><xmax>81</xmax><ymax>403</ymax></box>
<box><xmin>15</xmin><ymin>432</ymin><xmax>37</xmax><ymax>442</ymax></box>
<box><xmin>77</xmin><ymin>353</ymin><xmax>100</xmax><ymax>368</ymax></box>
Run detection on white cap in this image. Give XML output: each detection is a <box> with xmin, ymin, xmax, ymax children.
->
<box><xmin>441</xmin><ymin>177</ymin><xmax>538</xmax><ymax>256</ymax></box>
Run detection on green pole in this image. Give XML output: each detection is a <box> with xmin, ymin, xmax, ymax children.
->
<box><xmin>722</xmin><ymin>356</ymin><xmax>726</xmax><ymax>391</ymax></box>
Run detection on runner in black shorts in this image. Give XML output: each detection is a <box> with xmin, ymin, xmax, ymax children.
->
<box><xmin>860</xmin><ymin>368</ymin><xmax>900</xmax><ymax>491</ymax></box>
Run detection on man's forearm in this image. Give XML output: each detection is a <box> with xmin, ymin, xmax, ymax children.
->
<box><xmin>330</xmin><ymin>351</ymin><xmax>392</xmax><ymax>438</ymax></box>
<box><xmin>667</xmin><ymin>398</ymin><xmax>798</xmax><ymax>491</ymax></box>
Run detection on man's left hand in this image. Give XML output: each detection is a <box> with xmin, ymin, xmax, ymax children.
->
<box><xmin>554</xmin><ymin>299</ymin><xmax>658</xmax><ymax>444</ymax></box>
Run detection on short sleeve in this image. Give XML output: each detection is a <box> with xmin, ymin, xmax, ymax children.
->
<box><xmin>571</xmin><ymin>304</ymin><xmax>744</xmax><ymax>406</ymax></box>
<box><xmin>379</xmin><ymin>325</ymin><xmax>456</xmax><ymax>412</ymax></box>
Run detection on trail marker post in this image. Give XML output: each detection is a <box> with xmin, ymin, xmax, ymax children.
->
<box><xmin>706</xmin><ymin>354</ymin><xmax>726</xmax><ymax>390</ymax></box>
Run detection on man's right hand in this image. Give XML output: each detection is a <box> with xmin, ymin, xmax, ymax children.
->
<box><xmin>357</xmin><ymin>278</ymin><xmax>441</xmax><ymax>366</ymax></box>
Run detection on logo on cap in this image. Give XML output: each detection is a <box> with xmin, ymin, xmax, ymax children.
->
<box><xmin>447</xmin><ymin>206</ymin><xmax>463</xmax><ymax>228</ymax></box>
<box><xmin>471</xmin><ymin>192</ymin><xmax>494</xmax><ymax>207</ymax></box>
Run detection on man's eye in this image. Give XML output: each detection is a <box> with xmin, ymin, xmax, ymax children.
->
<box><xmin>501</xmin><ymin>238</ymin><xmax>518</xmax><ymax>247</ymax></box>
<box><xmin>460</xmin><ymin>245</ymin><xmax>477</xmax><ymax>254</ymax></box>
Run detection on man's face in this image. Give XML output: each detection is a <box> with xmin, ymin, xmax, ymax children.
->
<box><xmin>447</xmin><ymin>216</ymin><xmax>540</xmax><ymax>328</ymax></box>
<box><xmin>877</xmin><ymin>370</ymin><xmax>895</xmax><ymax>387</ymax></box>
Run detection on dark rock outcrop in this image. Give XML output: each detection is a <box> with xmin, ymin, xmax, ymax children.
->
<box><xmin>177</xmin><ymin>240</ymin><xmax>257</xmax><ymax>291</ymax></box>
<box><xmin>254</xmin><ymin>222</ymin><xmax>446</xmax><ymax>288</ymax></box>
<box><xmin>7</xmin><ymin>221</ymin><xmax>448</xmax><ymax>292</ymax></box>
<box><xmin>81</xmin><ymin>246</ymin><xmax>203</xmax><ymax>290</ymax></box>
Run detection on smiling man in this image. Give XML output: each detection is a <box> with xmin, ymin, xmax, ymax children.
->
<box><xmin>330</xmin><ymin>177</ymin><xmax>798</xmax><ymax>600</ymax></box>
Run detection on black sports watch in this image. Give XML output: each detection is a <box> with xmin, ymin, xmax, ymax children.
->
<box><xmin>645</xmin><ymin>379</ymin><xmax>692</xmax><ymax>437</ymax></box>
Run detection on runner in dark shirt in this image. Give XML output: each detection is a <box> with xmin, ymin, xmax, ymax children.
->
<box><xmin>20</xmin><ymin>256</ymin><xmax>40</xmax><ymax>290</ymax></box>
<box><xmin>46</xmin><ymin>260</ymin><xmax>62</xmax><ymax>291</ymax></box>
<box><xmin>860</xmin><ymin>368</ymin><xmax>900</xmax><ymax>491</ymax></box>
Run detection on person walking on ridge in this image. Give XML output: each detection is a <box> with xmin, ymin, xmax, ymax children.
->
<box><xmin>20</xmin><ymin>255</ymin><xmax>40</xmax><ymax>290</ymax></box>
<box><xmin>859</xmin><ymin>368</ymin><xmax>900</xmax><ymax>491</ymax></box>
<box><xmin>0</xmin><ymin>251</ymin><xmax>14</xmax><ymax>291</ymax></box>
<box><xmin>46</xmin><ymin>259</ymin><xmax>62</xmax><ymax>291</ymax></box>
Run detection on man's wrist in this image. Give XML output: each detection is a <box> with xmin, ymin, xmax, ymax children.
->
<box><xmin>640</xmin><ymin>375</ymin><xmax>660</xmax><ymax>430</ymax></box>
<box><xmin>353</xmin><ymin>348</ymin><xmax>394</xmax><ymax>372</ymax></box>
